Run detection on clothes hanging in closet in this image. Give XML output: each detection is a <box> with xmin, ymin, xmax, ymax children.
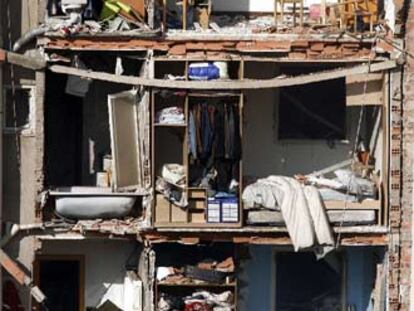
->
<box><xmin>188</xmin><ymin>101</ymin><xmax>241</xmax><ymax>192</ymax></box>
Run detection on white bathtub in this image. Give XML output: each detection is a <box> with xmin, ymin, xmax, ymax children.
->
<box><xmin>50</xmin><ymin>187</ymin><xmax>137</xmax><ymax>220</ymax></box>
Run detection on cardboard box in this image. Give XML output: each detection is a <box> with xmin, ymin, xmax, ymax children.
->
<box><xmin>103</xmin><ymin>155</ymin><xmax>113</xmax><ymax>172</ymax></box>
<box><xmin>190</xmin><ymin>211</ymin><xmax>205</xmax><ymax>224</ymax></box>
<box><xmin>171</xmin><ymin>204</ymin><xmax>187</xmax><ymax>223</ymax></box>
<box><xmin>96</xmin><ymin>172</ymin><xmax>110</xmax><ymax>187</ymax></box>
<box><xmin>188</xmin><ymin>199</ymin><xmax>205</xmax><ymax>210</ymax></box>
<box><xmin>188</xmin><ymin>189</ymin><xmax>207</xmax><ymax>199</ymax></box>
<box><xmin>155</xmin><ymin>194</ymin><xmax>170</xmax><ymax>223</ymax></box>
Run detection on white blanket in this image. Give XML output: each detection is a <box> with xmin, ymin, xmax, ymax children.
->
<box><xmin>243</xmin><ymin>176</ymin><xmax>334</xmax><ymax>255</ymax></box>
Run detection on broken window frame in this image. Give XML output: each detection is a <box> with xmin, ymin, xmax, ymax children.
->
<box><xmin>3</xmin><ymin>84</ymin><xmax>36</xmax><ymax>135</ymax></box>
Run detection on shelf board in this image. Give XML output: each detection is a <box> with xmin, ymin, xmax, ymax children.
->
<box><xmin>324</xmin><ymin>199</ymin><xmax>381</xmax><ymax>210</ymax></box>
<box><xmin>154</xmin><ymin>222</ymin><xmax>242</xmax><ymax>228</ymax></box>
<box><xmin>157</xmin><ymin>282</ymin><xmax>236</xmax><ymax>288</ymax></box>
<box><xmin>154</xmin><ymin>123</ymin><xmax>187</xmax><ymax>128</ymax></box>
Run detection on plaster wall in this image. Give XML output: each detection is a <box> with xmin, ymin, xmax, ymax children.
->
<box><xmin>40</xmin><ymin>239</ymin><xmax>140</xmax><ymax>309</ymax></box>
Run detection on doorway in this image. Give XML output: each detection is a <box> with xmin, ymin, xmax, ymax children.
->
<box><xmin>33</xmin><ymin>255</ymin><xmax>85</xmax><ymax>311</ymax></box>
<box><xmin>275</xmin><ymin>252</ymin><xmax>344</xmax><ymax>311</ymax></box>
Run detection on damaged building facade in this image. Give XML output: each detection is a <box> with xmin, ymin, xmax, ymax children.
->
<box><xmin>0</xmin><ymin>0</ymin><xmax>413</xmax><ymax>310</ymax></box>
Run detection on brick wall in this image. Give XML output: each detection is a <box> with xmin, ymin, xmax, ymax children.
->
<box><xmin>399</xmin><ymin>2</ymin><xmax>414</xmax><ymax>309</ymax></box>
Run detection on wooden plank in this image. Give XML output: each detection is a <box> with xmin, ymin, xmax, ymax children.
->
<box><xmin>144</xmin><ymin>232</ymin><xmax>387</xmax><ymax>245</ymax></box>
<box><xmin>165</xmin><ymin>32</ymin><xmax>378</xmax><ymax>42</ymax></box>
<box><xmin>0</xmin><ymin>249</ymin><xmax>28</xmax><ymax>285</ymax></box>
<box><xmin>373</xmin><ymin>264</ymin><xmax>386</xmax><ymax>311</ymax></box>
<box><xmin>154</xmin><ymin>222</ymin><xmax>243</xmax><ymax>228</ymax></box>
<box><xmin>325</xmin><ymin>200</ymin><xmax>381</xmax><ymax>209</ymax></box>
<box><xmin>49</xmin><ymin>60</ymin><xmax>397</xmax><ymax>90</ymax></box>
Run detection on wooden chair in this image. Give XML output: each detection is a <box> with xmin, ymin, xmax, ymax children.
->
<box><xmin>274</xmin><ymin>0</ymin><xmax>304</xmax><ymax>28</ymax></box>
<box><xmin>335</xmin><ymin>0</ymin><xmax>375</xmax><ymax>32</ymax></box>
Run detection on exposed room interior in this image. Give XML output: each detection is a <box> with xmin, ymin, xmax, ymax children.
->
<box><xmin>152</xmin><ymin>60</ymin><xmax>386</xmax><ymax>228</ymax></box>
<box><xmin>151</xmin><ymin>242</ymin><xmax>386</xmax><ymax>311</ymax></box>
<box><xmin>35</xmin><ymin>239</ymin><xmax>143</xmax><ymax>310</ymax></box>
<box><xmin>43</xmin><ymin>54</ymin><xmax>147</xmax><ymax>222</ymax></box>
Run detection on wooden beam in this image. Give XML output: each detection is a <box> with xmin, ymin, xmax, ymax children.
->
<box><xmin>0</xmin><ymin>249</ymin><xmax>29</xmax><ymax>286</ymax></box>
<box><xmin>0</xmin><ymin>49</ymin><xmax>46</xmax><ymax>70</ymax></box>
<box><xmin>49</xmin><ymin>60</ymin><xmax>396</xmax><ymax>90</ymax></box>
<box><xmin>142</xmin><ymin>232</ymin><xmax>387</xmax><ymax>245</ymax></box>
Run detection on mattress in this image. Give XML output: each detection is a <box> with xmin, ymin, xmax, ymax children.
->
<box><xmin>246</xmin><ymin>209</ymin><xmax>376</xmax><ymax>226</ymax></box>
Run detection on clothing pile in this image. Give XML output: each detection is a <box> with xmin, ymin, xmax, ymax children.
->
<box><xmin>157</xmin><ymin>257</ymin><xmax>235</xmax><ymax>285</ymax></box>
<box><xmin>159</xmin><ymin>291</ymin><xmax>233</xmax><ymax>311</ymax></box>
<box><xmin>156</xmin><ymin>164</ymin><xmax>188</xmax><ymax>207</ymax></box>
<box><xmin>243</xmin><ymin>176</ymin><xmax>334</xmax><ymax>256</ymax></box>
<box><xmin>306</xmin><ymin>169</ymin><xmax>377</xmax><ymax>202</ymax></box>
<box><xmin>188</xmin><ymin>102</ymin><xmax>241</xmax><ymax>195</ymax></box>
<box><xmin>156</xmin><ymin>107</ymin><xmax>185</xmax><ymax>125</ymax></box>
<box><xmin>157</xmin><ymin>257</ymin><xmax>235</xmax><ymax>311</ymax></box>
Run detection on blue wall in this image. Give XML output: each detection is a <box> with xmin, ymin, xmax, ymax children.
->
<box><xmin>241</xmin><ymin>245</ymin><xmax>274</xmax><ymax>311</ymax></box>
<box><xmin>346</xmin><ymin>247</ymin><xmax>385</xmax><ymax>311</ymax></box>
<box><xmin>241</xmin><ymin>246</ymin><xmax>385</xmax><ymax>311</ymax></box>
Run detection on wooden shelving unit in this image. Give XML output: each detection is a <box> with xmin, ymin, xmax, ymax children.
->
<box><xmin>152</xmin><ymin>59</ymin><xmax>244</xmax><ymax>228</ymax></box>
<box><xmin>152</xmin><ymin>91</ymin><xmax>244</xmax><ymax>228</ymax></box>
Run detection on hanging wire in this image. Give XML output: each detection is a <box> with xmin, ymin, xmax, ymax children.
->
<box><xmin>335</xmin><ymin>35</ymin><xmax>377</xmax><ymax>248</ymax></box>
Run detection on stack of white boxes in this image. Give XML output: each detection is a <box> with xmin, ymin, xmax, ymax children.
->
<box><xmin>207</xmin><ymin>198</ymin><xmax>221</xmax><ymax>223</ymax></box>
<box><xmin>221</xmin><ymin>198</ymin><xmax>239</xmax><ymax>223</ymax></box>
<box><xmin>207</xmin><ymin>198</ymin><xmax>239</xmax><ymax>223</ymax></box>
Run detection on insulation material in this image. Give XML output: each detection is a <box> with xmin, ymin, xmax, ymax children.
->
<box><xmin>96</xmin><ymin>272</ymin><xmax>142</xmax><ymax>310</ymax></box>
<box><xmin>123</xmin><ymin>272</ymin><xmax>143</xmax><ymax>311</ymax></box>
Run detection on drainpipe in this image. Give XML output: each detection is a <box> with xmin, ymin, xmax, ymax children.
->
<box><xmin>0</xmin><ymin>51</ymin><xmax>47</xmax><ymax>306</ymax></box>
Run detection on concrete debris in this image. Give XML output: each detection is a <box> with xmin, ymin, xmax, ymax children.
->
<box><xmin>72</xmin><ymin>218</ymin><xmax>142</xmax><ymax>236</ymax></box>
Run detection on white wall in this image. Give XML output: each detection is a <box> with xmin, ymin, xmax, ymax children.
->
<box><xmin>211</xmin><ymin>0</ymin><xmax>322</xmax><ymax>12</ymax></box>
<box><xmin>212</xmin><ymin>0</ymin><xmax>274</xmax><ymax>12</ymax></box>
<box><xmin>40</xmin><ymin>239</ymin><xmax>140</xmax><ymax>309</ymax></box>
<box><xmin>242</xmin><ymin>63</ymin><xmax>384</xmax><ymax>178</ymax></box>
